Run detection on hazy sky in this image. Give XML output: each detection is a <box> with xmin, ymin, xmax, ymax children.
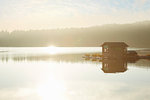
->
<box><xmin>0</xmin><ymin>0</ymin><xmax>150</xmax><ymax>31</ymax></box>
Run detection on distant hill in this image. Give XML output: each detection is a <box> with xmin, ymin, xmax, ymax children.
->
<box><xmin>0</xmin><ymin>21</ymin><xmax>150</xmax><ymax>47</ymax></box>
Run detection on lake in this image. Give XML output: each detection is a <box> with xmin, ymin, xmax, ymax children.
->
<box><xmin>0</xmin><ymin>47</ymin><xmax>150</xmax><ymax>100</ymax></box>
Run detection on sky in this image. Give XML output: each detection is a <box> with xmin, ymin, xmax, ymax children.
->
<box><xmin>0</xmin><ymin>0</ymin><xmax>150</xmax><ymax>31</ymax></box>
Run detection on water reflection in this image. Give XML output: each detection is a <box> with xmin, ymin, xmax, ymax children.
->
<box><xmin>102</xmin><ymin>60</ymin><xmax>127</xmax><ymax>73</ymax></box>
<box><xmin>0</xmin><ymin>54</ymin><xmax>83</xmax><ymax>63</ymax></box>
<box><xmin>85</xmin><ymin>56</ymin><xmax>150</xmax><ymax>73</ymax></box>
<box><xmin>0</xmin><ymin>48</ymin><xmax>150</xmax><ymax>100</ymax></box>
<box><xmin>100</xmin><ymin>58</ymin><xmax>142</xmax><ymax>73</ymax></box>
<box><xmin>0</xmin><ymin>53</ymin><xmax>150</xmax><ymax>72</ymax></box>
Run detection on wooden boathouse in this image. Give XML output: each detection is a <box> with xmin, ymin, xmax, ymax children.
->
<box><xmin>101</xmin><ymin>42</ymin><xmax>128</xmax><ymax>59</ymax></box>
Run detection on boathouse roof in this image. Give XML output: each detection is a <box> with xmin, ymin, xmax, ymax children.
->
<box><xmin>101</xmin><ymin>42</ymin><xmax>128</xmax><ymax>47</ymax></box>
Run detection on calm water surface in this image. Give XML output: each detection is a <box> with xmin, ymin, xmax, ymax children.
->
<box><xmin>0</xmin><ymin>47</ymin><xmax>150</xmax><ymax>100</ymax></box>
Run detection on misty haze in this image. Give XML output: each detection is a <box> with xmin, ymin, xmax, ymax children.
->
<box><xmin>0</xmin><ymin>21</ymin><xmax>150</xmax><ymax>47</ymax></box>
<box><xmin>0</xmin><ymin>0</ymin><xmax>150</xmax><ymax>100</ymax></box>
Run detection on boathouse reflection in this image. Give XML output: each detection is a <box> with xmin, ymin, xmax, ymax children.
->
<box><xmin>101</xmin><ymin>60</ymin><xmax>127</xmax><ymax>73</ymax></box>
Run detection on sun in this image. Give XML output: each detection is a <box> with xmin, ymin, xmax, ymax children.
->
<box><xmin>46</xmin><ymin>45</ymin><xmax>58</xmax><ymax>54</ymax></box>
<box><xmin>48</xmin><ymin>45</ymin><xmax>56</xmax><ymax>48</ymax></box>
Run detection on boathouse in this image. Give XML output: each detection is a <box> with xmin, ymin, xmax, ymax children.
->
<box><xmin>101</xmin><ymin>42</ymin><xmax>128</xmax><ymax>59</ymax></box>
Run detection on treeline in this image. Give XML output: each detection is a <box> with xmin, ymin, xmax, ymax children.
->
<box><xmin>0</xmin><ymin>21</ymin><xmax>150</xmax><ymax>47</ymax></box>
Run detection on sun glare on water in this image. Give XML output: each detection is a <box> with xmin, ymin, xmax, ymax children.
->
<box><xmin>37</xmin><ymin>77</ymin><xmax>66</xmax><ymax>100</ymax></box>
